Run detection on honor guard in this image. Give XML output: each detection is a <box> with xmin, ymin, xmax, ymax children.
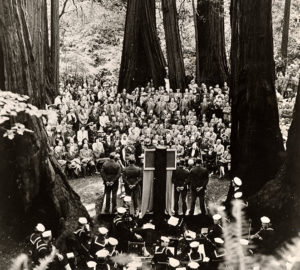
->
<box><xmin>122</xmin><ymin>156</ymin><xmax>142</xmax><ymax>216</ymax></box>
<box><xmin>208</xmin><ymin>214</ymin><xmax>223</xmax><ymax>241</ymax></box>
<box><xmin>107</xmin><ymin>237</ymin><xmax>119</xmax><ymax>269</ymax></box>
<box><xmin>168</xmin><ymin>258</ymin><xmax>180</xmax><ymax>270</ymax></box>
<box><xmin>188</xmin><ymin>159</ymin><xmax>209</xmax><ymax>215</ymax></box>
<box><xmin>91</xmin><ymin>227</ymin><xmax>109</xmax><ymax>257</ymax></box>
<box><xmin>187</xmin><ymin>261</ymin><xmax>199</xmax><ymax>270</ymax></box>
<box><xmin>74</xmin><ymin>217</ymin><xmax>92</xmax><ymax>260</ymax></box>
<box><xmin>178</xmin><ymin>230</ymin><xmax>196</xmax><ymax>260</ymax></box>
<box><xmin>224</xmin><ymin>177</ymin><xmax>242</xmax><ymax>208</ymax></box>
<box><xmin>30</xmin><ymin>223</ymin><xmax>46</xmax><ymax>263</ymax></box>
<box><xmin>186</xmin><ymin>242</ymin><xmax>203</xmax><ymax>263</ymax></box>
<box><xmin>152</xmin><ymin>236</ymin><xmax>173</xmax><ymax>270</ymax></box>
<box><xmin>172</xmin><ymin>159</ymin><xmax>189</xmax><ymax>216</ymax></box>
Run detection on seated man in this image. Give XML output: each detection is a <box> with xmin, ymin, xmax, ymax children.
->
<box><xmin>80</xmin><ymin>143</ymin><xmax>95</xmax><ymax>176</ymax></box>
<box><xmin>92</xmin><ymin>138</ymin><xmax>105</xmax><ymax>172</ymax></box>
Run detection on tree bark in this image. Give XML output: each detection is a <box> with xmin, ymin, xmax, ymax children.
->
<box><xmin>51</xmin><ymin>0</ymin><xmax>60</xmax><ymax>96</ymax></box>
<box><xmin>162</xmin><ymin>0</ymin><xmax>186</xmax><ymax>91</ymax></box>
<box><xmin>118</xmin><ymin>0</ymin><xmax>166</xmax><ymax>92</ymax></box>
<box><xmin>0</xmin><ymin>0</ymin><xmax>88</xmax><ymax>237</ymax></box>
<box><xmin>230</xmin><ymin>0</ymin><xmax>284</xmax><ymax>197</ymax></box>
<box><xmin>195</xmin><ymin>0</ymin><xmax>229</xmax><ymax>86</ymax></box>
<box><xmin>281</xmin><ymin>0</ymin><xmax>292</xmax><ymax>73</ymax></box>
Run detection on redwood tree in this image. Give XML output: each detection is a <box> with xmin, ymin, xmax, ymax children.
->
<box><xmin>195</xmin><ymin>0</ymin><xmax>228</xmax><ymax>86</ymax></box>
<box><xmin>0</xmin><ymin>0</ymin><xmax>88</xmax><ymax>237</ymax></box>
<box><xmin>230</xmin><ymin>0</ymin><xmax>284</xmax><ymax>197</ymax></box>
<box><xmin>162</xmin><ymin>0</ymin><xmax>186</xmax><ymax>91</ymax></box>
<box><xmin>118</xmin><ymin>0</ymin><xmax>166</xmax><ymax>92</ymax></box>
<box><xmin>281</xmin><ymin>0</ymin><xmax>292</xmax><ymax>73</ymax></box>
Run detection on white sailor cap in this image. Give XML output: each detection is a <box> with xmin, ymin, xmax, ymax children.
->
<box><xmin>78</xmin><ymin>217</ymin><xmax>88</xmax><ymax>225</ymax></box>
<box><xmin>234</xmin><ymin>192</ymin><xmax>243</xmax><ymax>199</ymax></box>
<box><xmin>124</xmin><ymin>196</ymin><xmax>132</xmax><ymax>203</ymax></box>
<box><xmin>98</xmin><ymin>227</ymin><xmax>108</xmax><ymax>235</ymax></box>
<box><xmin>142</xmin><ymin>223</ymin><xmax>155</xmax><ymax>230</ymax></box>
<box><xmin>66</xmin><ymin>252</ymin><xmax>75</xmax><ymax>259</ymax></box>
<box><xmin>168</xmin><ymin>216</ymin><xmax>179</xmax><ymax>226</ymax></box>
<box><xmin>233</xmin><ymin>177</ymin><xmax>242</xmax><ymax>186</ymax></box>
<box><xmin>160</xmin><ymin>236</ymin><xmax>170</xmax><ymax>243</ymax></box>
<box><xmin>42</xmin><ymin>230</ymin><xmax>52</xmax><ymax>239</ymax></box>
<box><xmin>87</xmin><ymin>261</ymin><xmax>97</xmax><ymax>269</ymax></box>
<box><xmin>108</xmin><ymin>237</ymin><xmax>118</xmax><ymax>246</ymax></box>
<box><xmin>188</xmin><ymin>159</ymin><xmax>194</xmax><ymax>166</ymax></box>
<box><xmin>117</xmin><ymin>207</ymin><xmax>127</xmax><ymax>214</ymax></box>
<box><xmin>169</xmin><ymin>258</ymin><xmax>180</xmax><ymax>268</ymax></box>
<box><xmin>96</xmin><ymin>249</ymin><xmax>109</xmax><ymax>258</ymax></box>
<box><xmin>214</xmin><ymin>238</ymin><xmax>224</xmax><ymax>244</ymax></box>
<box><xmin>213</xmin><ymin>214</ymin><xmax>222</xmax><ymax>221</ymax></box>
<box><xmin>240</xmin><ymin>239</ymin><xmax>249</xmax><ymax>246</ymax></box>
<box><xmin>260</xmin><ymin>216</ymin><xmax>270</xmax><ymax>224</ymax></box>
<box><xmin>187</xmin><ymin>261</ymin><xmax>199</xmax><ymax>269</ymax></box>
<box><xmin>190</xmin><ymin>241</ymin><xmax>200</xmax><ymax>248</ymax></box>
<box><xmin>184</xmin><ymin>230</ymin><xmax>196</xmax><ymax>240</ymax></box>
<box><xmin>35</xmin><ymin>223</ymin><xmax>45</xmax><ymax>233</ymax></box>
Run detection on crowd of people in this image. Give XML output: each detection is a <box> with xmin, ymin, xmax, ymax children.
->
<box><xmin>29</xmin><ymin>177</ymin><xmax>276</xmax><ymax>270</ymax></box>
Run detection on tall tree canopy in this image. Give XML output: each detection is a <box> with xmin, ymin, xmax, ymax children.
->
<box><xmin>162</xmin><ymin>0</ymin><xmax>186</xmax><ymax>91</ymax></box>
<box><xmin>230</xmin><ymin>0</ymin><xmax>284</xmax><ymax>197</ymax></box>
<box><xmin>0</xmin><ymin>0</ymin><xmax>88</xmax><ymax>236</ymax></box>
<box><xmin>195</xmin><ymin>0</ymin><xmax>228</xmax><ymax>86</ymax></box>
<box><xmin>118</xmin><ymin>0</ymin><xmax>166</xmax><ymax>92</ymax></box>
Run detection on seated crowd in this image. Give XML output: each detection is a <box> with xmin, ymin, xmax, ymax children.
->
<box><xmin>44</xmin><ymin>77</ymin><xmax>232</xmax><ymax>179</ymax></box>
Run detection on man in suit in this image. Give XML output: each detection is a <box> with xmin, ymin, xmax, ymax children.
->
<box><xmin>172</xmin><ymin>159</ymin><xmax>190</xmax><ymax>216</ymax></box>
<box><xmin>101</xmin><ymin>153</ymin><xmax>121</xmax><ymax>213</ymax></box>
<box><xmin>188</xmin><ymin>158</ymin><xmax>209</xmax><ymax>215</ymax></box>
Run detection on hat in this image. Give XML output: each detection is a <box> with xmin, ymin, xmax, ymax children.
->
<box><xmin>190</xmin><ymin>241</ymin><xmax>200</xmax><ymax>248</ymax></box>
<box><xmin>108</xmin><ymin>237</ymin><xmax>118</xmax><ymax>246</ymax></box>
<box><xmin>234</xmin><ymin>192</ymin><xmax>243</xmax><ymax>199</ymax></box>
<box><xmin>213</xmin><ymin>214</ymin><xmax>222</xmax><ymax>221</ymax></box>
<box><xmin>184</xmin><ymin>230</ymin><xmax>196</xmax><ymax>240</ymax></box>
<box><xmin>87</xmin><ymin>261</ymin><xmax>97</xmax><ymax>269</ymax></box>
<box><xmin>42</xmin><ymin>230</ymin><xmax>52</xmax><ymax>239</ymax></box>
<box><xmin>214</xmin><ymin>238</ymin><xmax>224</xmax><ymax>244</ymax></box>
<box><xmin>142</xmin><ymin>223</ymin><xmax>155</xmax><ymax>230</ymax></box>
<box><xmin>66</xmin><ymin>252</ymin><xmax>75</xmax><ymax>259</ymax></box>
<box><xmin>168</xmin><ymin>216</ymin><xmax>179</xmax><ymax>227</ymax></box>
<box><xmin>169</xmin><ymin>258</ymin><xmax>180</xmax><ymax>268</ymax></box>
<box><xmin>240</xmin><ymin>239</ymin><xmax>249</xmax><ymax>246</ymax></box>
<box><xmin>160</xmin><ymin>236</ymin><xmax>170</xmax><ymax>243</ymax></box>
<box><xmin>187</xmin><ymin>262</ymin><xmax>199</xmax><ymax>269</ymax></box>
<box><xmin>188</xmin><ymin>159</ymin><xmax>194</xmax><ymax>166</ymax></box>
<box><xmin>260</xmin><ymin>216</ymin><xmax>270</xmax><ymax>224</ymax></box>
<box><xmin>117</xmin><ymin>207</ymin><xmax>127</xmax><ymax>214</ymax></box>
<box><xmin>98</xmin><ymin>227</ymin><xmax>108</xmax><ymax>235</ymax></box>
<box><xmin>96</xmin><ymin>249</ymin><xmax>109</xmax><ymax>258</ymax></box>
<box><xmin>124</xmin><ymin>196</ymin><xmax>132</xmax><ymax>203</ymax></box>
<box><xmin>35</xmin><ymin>223</ymin><xmax>45</xmax><ymax>233</ymax></box>
<box><xmin>233</xmin><ymin>177</ymin><xmax>242</xmax><ymax>186</ymax></box>
<box><xmin>78</xmin><ymin>217</ymin><xmax>88</xmax><ymax>225</ymax></box>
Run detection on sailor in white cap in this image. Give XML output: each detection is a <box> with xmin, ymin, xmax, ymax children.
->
<box><xmin>107</xmin><ymin>237</ymin><xmax>119</xmax><ymax>257</ymax></box>
<box><xmin>224</xmin><ymin>176</ymin><xmax>243</xmax><ymax>207</ymax></box>
<box><xmin>74</xmin><ymin>217</ymin><xmax>92</xmax><ymax>260</ymax></box>
<box><xmin>208</xmin><ymin>214</ymin><xmax>223</xmax><ymax>241</ymax></box>
<box><xmin>34</xmin><ymin>230</ymin><xmax>53</xmax><ymax>262</ymax></box>
<box><xmin>152</xmin><ymin>236</ymin><xmax>173</xmax><ymax>269</ymax></box>
<box><xmin>213</xmin><ymin>238</ymin><xmax>225</xmax><ymax>261</ymax></box>
<box><xmin>30</xmin><ymin>223</ymin><xmax>46</xmax><ymax>250</ymax></box>
<box><xmin>186</xmin><ymin>241</ymin><xmax>203</xmax><ymax>263</ymax></box>
<box><xmin>90</xmin><ymin>226</ymin><xmax>109</xmax><ymax>257</ymax></box>
<box><xmin>95</xmin><ymin>249</ymin><xmax>110</xmax><ymax>270</ymax></box>
<box><xmin>187</xmin><ymin>261</ymin><xmax>199</xmax><ymax>270</ymax></box>
<box><xmin>169</xmin><ymin>258</ymin><xmax>180</xmax><ymax>269</ymax></box>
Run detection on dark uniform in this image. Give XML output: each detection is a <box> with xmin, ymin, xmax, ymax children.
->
<box><xmin>74</xmin><ymin>225</ymin><xmax>92</xmax><ymax>261</ymax></box>
<box><xmin>252</xmin><ymin>227</ymin><xmax>275</xmax><ymax>254</ymax></box>
<box><xmin>189</xmin><ymin>163</ymin><xmax>209</xmax><ymax>215</ymax></box>
<box><xmin>90</xmin><ymin>235</ymin><xmax>107</xmax><ymax>257</ymax></box>
<box><xmin>152</xmin><ymin>246</ymin><xmax>173</xmax><ymax>270</ymax></box>
<box><xmin>101</xmin><ymin>157</ymin><xmax>121</xmax><ymax>213</ymax></box>
<box><xmin>172</xmin><ymin>164</ymin><xmax>189</xmax><ymax>216</ymax></box>
<box><xmin>122</xmin><ymin>163</ymin><xmax>142</xmax><ymax>212</ymax></box>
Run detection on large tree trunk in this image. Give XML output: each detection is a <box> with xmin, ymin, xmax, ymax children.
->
<box><xmin>195</xmin><ymin>0</ymin><xmax>228</xmax><ymax>86</ymax></box>
<box><xmin>281</xmin><ymin>0</ymin><xmax>292</xmax><ymax>73</ymax></box>
<box><xmin>0</xmin><ymin>0</ymin><xmax>88</xmax><ymax>237</ymax></box>
<box><xmin>248</xmin><ymin>80</ymin><xmax>300</xmax><ymax>243</ymax></box>
<box><xmin>162</xmin><ymin>0</ymin><xmax>186</xmax><ymax>91</ymax></box>
<box><xmin>230</xmin><ymin>0</ymin><xmax>284</xmax><ymax>197</ymax></box>
<box><xmin>51</xmin><ymin>0</ymin><xmax>60</xmax><ymax>96</ymax></box>
<box><xmin>118</xmin><ymin>0</ymin><xmax>166</xmax><ymax>93</ymax></box>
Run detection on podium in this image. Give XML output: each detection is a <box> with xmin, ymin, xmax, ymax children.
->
<box><xmin>141</xmin><ymin>147</ymin><xmax>176</xmax><ymax>224</ymax></box>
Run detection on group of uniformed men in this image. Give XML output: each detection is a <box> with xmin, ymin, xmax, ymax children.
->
<box><xmin>29</xmin><ymin>177</ymin><xmax>275</xmax><ymax>270</ymax></box>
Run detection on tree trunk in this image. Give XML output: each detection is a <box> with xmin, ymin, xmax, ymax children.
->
<box><xmin>51</xmin><ymin>0</ymin><xmax>60</xmax><ymax>96</ymax></box>
<box><xmin>0</xmin><ymin>0</ymin><xmax>88</xmax><ymax>237</ymax></box>
<box><xmin>248</xmin><ymin>79</ymin><xmax>300</xmax><ymax>243</ymax></box>
<box><xmin>230</xmin><ymin>0</ymin><xmax>284</xmax><ymax>197</ymax></box>
<box><xmin>162</xmin><ymin>0</ymin><xmax>186</xmax><ymax>91</ymax></box>
<box><xmin>281</xmin><ymin>0</ymin><xmax>292</xmax><ymax>73</ymax></box>
<box><xmin>118</xmin><ymin>0</ymin><xmax>166</xmax><ymax>93</ymax></box>
<box><xmin>195</xmin><ymin>0</ymin><xmax>228</xmax><ymax>86</ymax></box>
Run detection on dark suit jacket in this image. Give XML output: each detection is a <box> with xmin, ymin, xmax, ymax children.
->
<box><xmin>172</xmin><ymin>166</ymin><xmax>190</xmax><ymax>187</ymax></box>
<box><xmin>122</xmin><ymin>164</ymin><xmax>141</xmax><ymax>186</ymax></box>
<box><xmin>101</xmin><ymin>159</ymin><xmax>121</xmax><ymax>183</ymax></box>
<box><xmin>189</xmin><ymin>165</ymin><xmax>209</xmax><ymax>189</ymax></box>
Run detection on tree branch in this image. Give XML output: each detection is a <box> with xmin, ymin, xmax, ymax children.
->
<box><xmin>59</xmin><ymin>0</ymin><xmax>69</xmax><ymax>19</ymax></box>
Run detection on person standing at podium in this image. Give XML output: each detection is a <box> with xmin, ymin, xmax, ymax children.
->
<box><xmin>188</xmin><ymin>158</ymin><xmax>209</xmax><ymax>215</ymax></box>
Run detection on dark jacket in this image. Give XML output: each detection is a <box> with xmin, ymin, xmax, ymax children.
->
<box><xmin>122</xmin><ymin>164</ymin><xmax>141</xmax><ymax>186</ymax></box>
<box><xmin>189</xmin><ymin>165</ymin><xmax>209</xmax><ymax>189</ymax></box>
<box><xmin>172</xmin><ymin>166</ymin><xmax>190</xmax><ymax>187</ymax></box>
<box><xmin>101</xmin><ymin>159</ymin><xmax>121</xmax><ymax>184</ymax></box>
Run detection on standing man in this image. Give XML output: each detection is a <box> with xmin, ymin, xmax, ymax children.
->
<box><xmin>101</xmin><ymin>153</ymin><xmax>121</xmax><ymax>214</ymax></box>
<box><xmin>122</xmin><ymin>156</ymin><xmax>142</xmax><ymax>216</ymax></box>
<box><xmin>188</xmin><ymin>159</ymin><xmax>209</xmax><ymax>215</ymax></box>
<box><xmin>172</xmin><ymin>159</ymin><xmax>190</xmax><ymax>216</ymax></box>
